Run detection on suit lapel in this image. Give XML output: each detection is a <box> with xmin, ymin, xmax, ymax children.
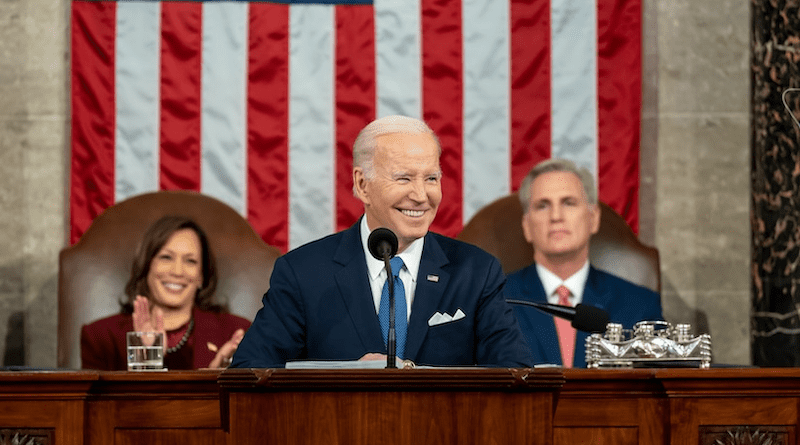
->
<box><xmin>582</xmin><ymin>267</ymin><xmax>613</xmax><ymax>311</ymax></box>
<box><xmin>525</xmin><ymin>267</ymin><xmax>564</xmax><ymax>366</ymax></box>
<box><xmin>404</xmin><ymin>233</ymin><xmax>449</xmax><ymax>361</ymax></box>
<box><xmin>332</xmin><ymin>222</ymin><xmax>386</xmax><ymax>353</ymax></box>
<box><xmin>574</xmin><ymin>267</ymin><xmax>613</xmax><ymax>367</ymax></box>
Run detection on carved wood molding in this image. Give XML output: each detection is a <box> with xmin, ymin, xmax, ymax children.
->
<box><xmin>0</xmin><ymin>428</ymin><xmax>53</xmax><ymax>445</ymax></box>
<box><xmin>700</xmin><ymin>426</ymin><xmax>789</xmax><ymax>445</ymax></box>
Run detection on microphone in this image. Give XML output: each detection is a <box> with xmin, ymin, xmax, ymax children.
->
<box><xmin>367</xmin><ymin>227</ymin><xmax>398</xmax><ymax>261</ymax></box>
<box><xmin>367</xmin><ymin>228</ymin><xmax>399</xmax><ymax>369</ymax></box>
<box><xmin>506</xmin><ymin>299</ymin><xmax>610</xmax><ymax>333</ymax></box>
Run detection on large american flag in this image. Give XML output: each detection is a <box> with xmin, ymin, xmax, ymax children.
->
<box><xmin>70</xmin><ymin>0</ymin><xmax>642</xmax><ymax>252</ymax></box>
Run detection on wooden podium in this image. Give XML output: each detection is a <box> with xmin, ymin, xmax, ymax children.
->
<box><xmin>1</xmin><ymin>368</ymin><xmax>800</xmax><ymax>444</ymax></box>
<box><xmin>218</xmin><ymin>367</ymin><xmax>565</xmax><ymax>445</ymax></box>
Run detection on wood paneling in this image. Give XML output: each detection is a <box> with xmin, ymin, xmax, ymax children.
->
<box><xmin>2</xmin><ymin>368</ymin><xmax>800</xmax><ymax>444</ymax></box>
<box><xmin>555</xmin><ymin>427</ymin><xmax>638</xmax><ymax>445</ymax></box>
<box><xmin>220</xmin><ymin>368</ymin><xmax>565</xmax><ymax>445</ymax></box>
<box><xmin>115</xmin><ymin>429</ymin><xmax>229</xmax><ymax>445</ymax></box>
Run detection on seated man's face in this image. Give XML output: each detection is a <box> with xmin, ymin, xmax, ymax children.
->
<box><xmin>522</xmin><ymin>171</ymin><xmax>600</xmax><ymax>263</ymax></box>
<box><xmin>355</xmin><ymin>132</ymin><xmax>442</xmax><ymax>253</ymax></box>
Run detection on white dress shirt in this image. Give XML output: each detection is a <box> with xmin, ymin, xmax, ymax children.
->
<box><xmin>360</xmin><ymin>217</ymin><xmax>422</xmax><ymax>321</ymax></box>
<box><xmin>536</xmin><ymin>261</ymin><xmax>590</xmax><ymax>306</ymax></box>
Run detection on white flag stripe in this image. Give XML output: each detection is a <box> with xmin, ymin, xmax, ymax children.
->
<box><xmin>115</xmin><ymin>1</ymin><xmax>160</xmax><ymax>202</ymax></box>
<box><xmin>375</xmin><ymin>0</ymin><xmax>422</xmax><ymax>119</ymax></box>
<box><xmin>461</xmin><ymin>0</ymin><xmax>512</xmax><ymax>223</ymax></box>
<box><xmin>201</xmin><ymin>2</ymin><xmax>249</xmax><ymax>216</ymax></box>
<box><xmin>289</xmin><ymin>5</ymin><xmax>336</xmax><ymax>249</ymax></box>
<box><xmin>550</xmin><ymin>0</ymin><xmax>598</xmax><ymax>180</ymax></box>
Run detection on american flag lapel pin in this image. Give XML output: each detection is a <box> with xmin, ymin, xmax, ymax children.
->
<box><xmin>427</xmin><ymin>274</ymin><xmax>439</xmax><ymax>282</ymax></box>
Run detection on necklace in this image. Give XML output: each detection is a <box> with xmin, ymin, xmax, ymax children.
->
<box><xmin>166</xmin><ymin>318</ymin><xmax>194</xmax><ymax>354</ymax></box>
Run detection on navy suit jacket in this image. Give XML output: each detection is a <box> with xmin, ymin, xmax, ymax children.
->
<box><xmin>232</xmin><ymin>222</ymin><xmax>532</xmax><ymax>368</ymax></box>
<box><xmin>505</xmin><ymin>264</ymin><xmax>663</xmax><ymax>368</ymax></box>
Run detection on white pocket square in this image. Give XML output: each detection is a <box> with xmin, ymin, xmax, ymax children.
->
<box><xmin>428</xmin><ymin>308</ymin><xmax>466</xmax><ymax>326</ymax></box>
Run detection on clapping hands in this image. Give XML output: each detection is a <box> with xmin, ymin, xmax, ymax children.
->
<box><xmin>132</xmin><ymin>296</ymin><xmax>166</xmax><ymax>349</ymax></box>
<box><xmin>133</xmin><ymin>295</ymin><xmax>244</xmax><ymax>368</ymax></box>
<box><xmin>206</xmin><ymin>329</ymin><xmax>245</xmax><ymax>368</ymax></box>
<box><xmin>132</xmin><ymin>295</ymin><xmax>165</xmax><ymax>332</ymax></box>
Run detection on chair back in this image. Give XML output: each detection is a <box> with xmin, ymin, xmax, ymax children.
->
<box><xmin>57</xmin><ymin>191</ymin><xmax>281</xmax><ymax>369</ymax></box>
<box><xmin>457</xmin><ymin>194</ymin><xmax>660</xmax><ymax>292</ymax></box>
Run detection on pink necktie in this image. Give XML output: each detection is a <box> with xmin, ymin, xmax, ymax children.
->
<box><xmin>555</xmin><ymin>285</ymin><xmax>576</xmax><ymax>368</ymax></box>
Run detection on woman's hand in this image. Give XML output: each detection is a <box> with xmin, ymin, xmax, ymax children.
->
<box><xmin>132</xmin><ymin>295</ymin><xmax>164</xmax><ymax>332</ymax></box>
<box><xmin>132</xmin><ymin>296</ymin><xmax>166</xmax><ymax>349</ymax></box>
<box><xmin>207</xmin><ymin>329</ymin><xmax>246</xmax><ymax>368</ymax></box>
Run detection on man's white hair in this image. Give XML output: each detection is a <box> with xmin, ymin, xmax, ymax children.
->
<box><xmin>352</xmin><ymin>115</ymin><xmax>441</xmax><ymax>194</ymax></box>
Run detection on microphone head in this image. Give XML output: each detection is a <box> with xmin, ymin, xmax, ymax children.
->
<box><xmin>572</xmin><ymin>304</ymin><xmax>610</xmax><ymax>333</ymax></box>
<box><xmin>367</xmin><ymin>228</ymin><xmax>398</xmax><ymax>260</ymax></box>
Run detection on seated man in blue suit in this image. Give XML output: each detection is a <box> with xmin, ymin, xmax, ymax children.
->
<box><xmin>232</xmin><ymin>115</ymin><xmax>532</xmax><ymax>368</ymax></box>
<box><xmin>505</xmin><ymin>159</ymin><xmax>663</xmax><ymax>368</ymax></box>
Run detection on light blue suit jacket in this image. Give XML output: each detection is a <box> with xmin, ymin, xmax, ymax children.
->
<box><xmin>232</xmin><ymin>221</ymin><xmax>532</xmax><ymax>368</ymax></box>
<box><xmin>505</xmin><ymin>264</ymin><xmax>663</xmax><ymax>368</ymax></box>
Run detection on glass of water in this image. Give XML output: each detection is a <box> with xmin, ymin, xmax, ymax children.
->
<box><xmin>126</xmin><ymin>331</ymin><xmax>166</xmax><ymax>371</ymax></box>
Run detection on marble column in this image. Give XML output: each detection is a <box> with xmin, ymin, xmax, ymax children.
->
<box><xmin>751</xmin><ymin>0</ymin><xmax>800</xmax><ymax>365</ymax></box>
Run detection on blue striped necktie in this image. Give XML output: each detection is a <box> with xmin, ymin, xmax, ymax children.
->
<box><xmin>379</xmin><ymin>256</ymin><xmax>407</xmax><ymax>359</ymax></box>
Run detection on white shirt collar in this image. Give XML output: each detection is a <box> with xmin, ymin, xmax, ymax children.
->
<box><xmin>536</xmin><ymin>261</ymin><xmax>590</xmax><ymax>306</ymax></box>
<box><xmin>360</xmin><ymin>216</ymin><xmax>423</xmax><ymax>284</ymax></box>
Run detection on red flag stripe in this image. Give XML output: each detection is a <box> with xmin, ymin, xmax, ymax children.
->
<box><xmin>70</xmin><ymin>2</ymin><xmax>117</xmax><ymax>245</ymax></box>
<box><xmin>334</xmin><ymin>5</ymin><xmax>375</xmax><ymax>233</ymax></box>
<box><xmin>159</xmin><ymin>2</ymin><xmax>203</xmax><ymax>192</ymax></box>
<box><xmin>422</xmin><ymin>0</ymin><xmax>464</xmax><ymax>236</ymax></box>
<box><xmin>246</xmin><ymin>3</ymin><xmax>290</xmax><ymax>252</ymax></box>
<box><xmin>509</xmin><ymin>0</ymin><xmax>552</xmax><ymax>192</ymax></box>
<box><xmin>596</xmin><ymin>0</ymin><xmax>641</xmax><ymax>230</ymax></box>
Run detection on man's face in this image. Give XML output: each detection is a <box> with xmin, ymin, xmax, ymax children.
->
<box><xmin>521</xmin><ymin>171</ymin><xmax>600</xmax><ymax>264</ymax></box>
<box><xmin>354</xmin><ymin>132</ymin><xmax>442</xmax><ymax>253</ymax></box>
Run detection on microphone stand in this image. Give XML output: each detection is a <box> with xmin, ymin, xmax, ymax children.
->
<box><xmin>505</xmin><ymin>299</ymin><xmax>576</xmax><ymax>319</ymax></box>
<box><xmin>368</xmin><ymin>227</ymin><xmax>400</xmax><ymax>369</ymax></box>
<box><xmin>506</xmin><ymin>299</ymin><xmax>610</xmax><ymax>333</ymax></box>
<box><xmin>383</xmin><ymin>256</ymin><xmax>397</xmax><ymax>369</ymax></box>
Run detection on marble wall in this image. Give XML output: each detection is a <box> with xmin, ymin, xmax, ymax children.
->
<box><xmin>0</xmin><ymin>0</ymin><xmax>68</xmax><ymax>367</ymax></box>
<box><xmin>0</xmin><ymin>0</ymin><xmax>753</xmax><ymax>367</ymax></box>
<box><xmin>639</xmin><ymin>0</ymin><xmax>751</xmax><ymax>365</ymax></box>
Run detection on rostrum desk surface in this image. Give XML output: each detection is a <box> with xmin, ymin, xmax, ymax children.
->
<box><xmin>0</xmin><ymin>367</ymin><xmax>799</xmax><ymax>445</ymax></box>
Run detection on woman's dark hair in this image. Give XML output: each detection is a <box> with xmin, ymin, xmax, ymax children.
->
<box><xmin>121</xmin><ymin>216</ymin><xmax>222</xmax><ymax>314</ymax></box>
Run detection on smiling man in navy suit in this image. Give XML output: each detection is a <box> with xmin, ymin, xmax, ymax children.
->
<box><xmin>232</xmin><ymin>115</ymin><xmax>532</xmax><ymax>368</ymax></box>
<box><xmin>505</xmin><ymin>159</ymin><xmax>663</xmax><ymax>368</ymax></box>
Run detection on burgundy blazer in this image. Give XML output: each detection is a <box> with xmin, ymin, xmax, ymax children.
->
<box><xmin>80</xmin><ymin>307</ymin><xmax>251</xmax><ymax>370</ymax></box>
